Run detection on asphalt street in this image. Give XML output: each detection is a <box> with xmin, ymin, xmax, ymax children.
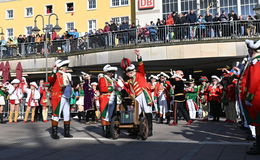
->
<box><xmin>0</xmin><ymin>119</ymin><xmax>259</xmax><ymax>160</ymax></box>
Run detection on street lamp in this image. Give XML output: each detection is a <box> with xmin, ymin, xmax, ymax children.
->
<box><xmin>32</xmin><ymin>13</ymin><xmax>62</xmax><ymax>82</ymax></box>
<box><xmin>0</xmin><ymin>27</ymin><xmax>4</xmax><ymax>35</ymax></box>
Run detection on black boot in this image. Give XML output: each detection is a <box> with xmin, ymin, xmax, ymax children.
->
<box><xmin>247</xmin><ymin>135</ymin><xmax>260</xmax><ymax>155</ymax></box>
<box><xmin>51</xmin><ymin>120</ymin><xmax>60</xmax><ymax>139</ymax></box>
<box><xmin>146</xmin><ymin>113</ymin><xmax>153</xmax><ymax>137</ymax></box>
<box><xmin>64</xmin><ymin>121</ymin><xmax>73</xmax><ymax>138</ymax></box>
<box><xmin>0</xmin><ymin>113</ymin><xmax>4</xmax><ymax>124</ymax></box>
<box><xmin>78</xmin><ymin>112</ymin><xmax>82</xmax><ymax>122</ymax></box>
<box><xmin>166</xmin><ymin>113</ymin><xmax>170</xmax><ymax>124</ymax></box>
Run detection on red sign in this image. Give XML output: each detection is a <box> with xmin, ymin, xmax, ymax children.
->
<box><xmin>138</xmin><ymin>0</ymin><xmax>154</xmax><ymax>10</ymax></box>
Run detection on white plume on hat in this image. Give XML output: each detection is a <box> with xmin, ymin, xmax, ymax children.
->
<box><xmin>11</xmin><ymin>79</ymin><xmax>20</xmax><ymax>84</ymax></box>
<box><xmin>126</xmin><ymin>64</ymin><xmax>135</xmax><ymax>71</ymax></box>
<box><xmin>245</xmin><ymin>39</ymin><xmax>260</xmax><ymax>50</ymax></box>
<box><xmin>149</xmin><ymin>75</ymin><xmax>158</xmax><ymax>80</ymax></box>
<box><xmin>157</xmin><ymin>72</ymin><xmax>169</xmax><ymax>79</ymax></box>
<box><xmin>211</xmin><ymin>75</ymin><xmax>221</xmax><ymax>82</ymax></box>
<box><xmin>56</xmin><ymin>60</ymin><xmax>70</xmax><ymax>68</ymax></box>
<box><xmin>103</xmin><ymin>64</ymin><xmax>118</xmax><ymax>72</ymax></box>
<box><xmin>30</xmin><ymin>82</ymin><xmax>38</xmax><ymax>88</ymax></box>
<box><xmin>91</xmin><ymin>82</ymin><xmax>98</xmax><ymax>86</ymax></box>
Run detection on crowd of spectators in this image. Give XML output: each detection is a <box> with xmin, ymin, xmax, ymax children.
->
<box><xmin>0</xmin><ymin>10</ymin><xmax>260</xmax><ymax>57</ymax></box>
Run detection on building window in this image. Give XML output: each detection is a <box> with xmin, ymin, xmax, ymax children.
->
<box><xmin>88</xmin><ymin>20</ymin><xmax>96</xmax><ymax>33</ymax></box>
<box><xmin>7</xmin><ymin>28</ymin><xmax>13</xmax><ymax>38</ymax></box>
<box><xmin>88</xmin><ymin>0</ymin><xmax>96</xmax><ymax>9</ymax></box>
<box><xmin>6</xmin><ymin>10</ymin><xmax>14</xmax><ymax>19</ymax></box>
<box><xmin>241</xmin><ymin>0</ymin><xmax>258</xmax><ymax>16</ymax></box>
<box><xmin>45</xmin><ymin>5</ymin><xmax>53</xmax><ymax>14</ymax></box>
<box><xmin>200</xmin><ymin>0</ymin><xmax>217</xmax><ymax>16</ymax></box>
<box><xmin>25</xmin><ymin>7</ymin><xmax>33</xmax><ymax>17</ymax></box>
<box><xmin>219</xmin><ymin>0</ymin><xmax>238</xmax><ymax>15</ymax></box>
<box><xmin>66</xmin><ymin>22</ymin><xmax>74</xmax><ymax>31</ymax></box>
<box><xmin>66</xmin><ymin>2</ymin><xmax>74</xmax><ymax>12</ymax></box>
<box><xmin>111</xmin><ymin>0</ymin><xmax>128</xmax><ymax>7</ymax></box>
<box><xmin>121</xmin><ymin>0</ymin><xmax>128</xmax><ymax>5</ymax></box>
<box><xmin>162</xmin><ymin>0</ymin><xmax>178</xmax><ymax>19</ymax></box>
<box><xmin>181</xmin><ymin>0</ymin><xmax>197</xmax><ymax>13</ymax></box>
<box><xmin>111</xmin><ymin>16</ymin><xmax>129</xmax><ymax>24</ymax></box>
<box><xmin>26</xmin><ymin>26</ymin><xmax>32</xmax><ymax>35</ymax></box>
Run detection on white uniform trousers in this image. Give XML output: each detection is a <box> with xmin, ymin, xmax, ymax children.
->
<box><xmin>187</xmin><ymin>99</ymin><xmax>197</xmax><ymax>119</ymax></box>
<box><xmin>136</xmin><ymin>92</ymin><xmax>152</xmax><ymax>115</ymax></box>
<box><xmin>158</xmin><ymin>93</ymin><xmax>168</xmax><ymax>119</ymax></box>
<box><xmin>52</xmin><ymin>97</ymin><xmax>70</xmax><ymax>122</ymax></box>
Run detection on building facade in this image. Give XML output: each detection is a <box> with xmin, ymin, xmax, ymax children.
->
<box><xmin>136</xmin><ymin>0</ymin><xmax>260</xmax><ymax>26</ymax></box>
<box><xmin>0</xmin><ymin>0</ymin><xmax>135</xmax><ymax>38</ymax></box>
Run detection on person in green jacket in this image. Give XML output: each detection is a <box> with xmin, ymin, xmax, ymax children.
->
<box><xmin>185</xmin><ymin>79</ymin><xmax>199</xmax><ymax>120</ymax></box>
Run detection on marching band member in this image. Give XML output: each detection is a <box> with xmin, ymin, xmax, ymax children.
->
<box><xmin>91</xmin><ymin>82</ymin><xmax>100</xmax><ymax>122</ymax></box>
<box><xmin>98</xmin><ymin>64</ymin><xmax>118</xmax><ymax>137</ymax></box>
<box><xmin>198</xmin><ymin>76</ymin><xmax>209</xmax><ymax>120</ymax></box>
<box><xmin>185</xmin><ymin>79</ymin><xmax>199</xmax><ymax>120</ymax></box>
<box><xmin>240</xmin><ymin>40</ymin><xmax>260</xmax><ymax>154</ymax></box>
<box><xmin>6</xmin><ymin>79</ymin><xmax>23</xmax><ymax>123</ymax></box>
<box><xmin>76</xmin><ymin>83</ymin><xmax>85</xmax><ymax>122</ymax></box>
<box><xmin>148</xmin><ymin>75</ymin><xmax>158</xmax><ymax>119</ymax></box>
<box><xmin>48</xmin><ymin>59</ymin><xmax>73</xmax><ymax>139</ymax></box>
<box><xmin>24</xmin><ymin>82</ymin><xmax>41</xmax><ymax>123</ymax></box>
<box><xmin>207</xmin><ymin>75</ymin><xmax>223</xmax><ymax>122</ymax></box>
<box><xmin>0</xmin><ymin>81</ymin><xmax>7</xmax><ymax>124</ymax></box>
<box><xmin>40</xmin><ymin>82</ymin><xmax>51</xmax><ymax>122</ymax></box>
<box><xmin>154</xmin><ymin>72</ymin><xmax>172</xmax><ymax>124</ymax></box>
<box><xmin>82</xmin><ymin>73</ymin><xmax>95</xmax><ymax>124</ymax></box>
<box><xmin>169</xmin><ymin>70</ymin><xmax>192</xmax><ymax>126</ymax></box>
<box><xmin>119</xmin><ymin>50</ymin><xmax>153</xmax><ymax>136</ymax></box>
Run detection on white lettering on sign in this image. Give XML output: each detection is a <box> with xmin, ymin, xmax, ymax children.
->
<box><xmin>138</xmin><ymin>0</ymin><xmax>154</xmax><ymax>10</ymax></box>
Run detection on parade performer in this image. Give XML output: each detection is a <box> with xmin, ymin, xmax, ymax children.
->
<box><xmin>76</xmin><ymin>83</ymin><xmax>85</xmax><ymax>122</ymax></box>
<box><xmin>169</xmin><ymin>70</ymin><xmax>192</xmax><ymax>126</ymax></box>
<box><xmin>240</xmin><ymin>40</ymin><xmax>260</xmax><ymax>154</ymax></box>
<box><xmin>185</xmin><ymin>79</ymin><xmax>199</xmax><ymax>120</ymax></box>
<box><xmin>40</xmin><ymin>82</ymin><xmax>51</xmax><ymax>122</ymax></box>
<box><xmin>24</xmin><ymin>82</ymin><xmax>41</xmax><ymax>123</ymax></box>
<box><xmin>5</xmin><ymin>79</ymin><xmax>23</xmax><ymax>123</ymax></box>
<box><xmin>154</xmin><ymin>72</ymin><xmax>172</xmax><ymax>124</ymax></box>
<box><xmin>119</xmin><ymin>50</ymin><xmax>153</xmax><ymax>136</ymax></box>
<box><xmin>91</xmin><ymin>82</ymin><xmax>100</xmax><ymax>122</ymax></box>
<box><xmin>48</xmin><ymin>59</ymin><xmax>73</xmax><ymax>139</ymax></box>
<box><xmin>82</xmin><ymin>73</ymin><xmax>95</xmax><ymax>124</ymax></box>
<box><xmin>98</xmin><ymin>64</ymin><xmax>118</xmax><ymax>137</ymax></box>
<box><xmin>0</xmin><ymin>81</ymin><xmax>7</xmax><ymax>124</ymax></box>
<box><xmin>198</xmin><ymin>76</ymin><xmax>209</xmax><ymax>120</ymax></box>
<box><xmin>207</xmin><ymin>75</ymin><xmax>223</xmax><ymax>122</ymax></box>
<box><xmin>148</xmin><ymin>75</ymin><xmax>158</xmax><ymax>119</ymax></box>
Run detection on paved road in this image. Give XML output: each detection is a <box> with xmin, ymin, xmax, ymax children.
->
<box><xmin>0</xmin><ymin>119</ymin><xmax>259</xmax><ymax>160</ymax></box>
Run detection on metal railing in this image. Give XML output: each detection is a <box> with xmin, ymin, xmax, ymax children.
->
<box><xmin>1</xmin><ymin>20</ymin><xmax>260</xmax><ymax>59</ymax></box>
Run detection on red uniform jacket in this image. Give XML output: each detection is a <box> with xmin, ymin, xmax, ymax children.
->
<box><xmin>123</xmin><ymin>58</ymin><xmax>153</xmax><ymax>105</ymax></box>
<box><xmin>48</xmin><ymin>72</ymin><xmax>64</xmax><ymax>116</ymax></box>
<box><xmin>207</xmin><ymin>85</ymin><xmax>222</xmax><ymax>103</ymax></box>
<box><xmin>240</xmin><ymin>55</ymin><xmax>260</xmax><ymax>126</ymax></box>
<box><xmin>98</xmin><ymin>75</ymin><xmax>114</xmax><ymax>120</ymax></box>
<box><xmin>154</xmin><ymin>81</ymin><xmax>172</xmax><ymax>103</ymax></box>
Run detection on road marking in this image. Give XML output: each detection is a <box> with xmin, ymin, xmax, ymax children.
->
<box><xmin>61</xmin><ymin>137</ymin><xmax>253</xmax><ymax>145</ymax></box>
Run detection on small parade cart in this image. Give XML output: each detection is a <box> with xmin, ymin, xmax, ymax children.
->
<box><xmin>110</xmin><ymin>96</ymin><xmax>148</xmax><ymax>140</ymax></box>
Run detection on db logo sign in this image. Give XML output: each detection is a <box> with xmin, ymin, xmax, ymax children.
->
<box><xmin>138</xmin><ymin>0</ymin><xmax>154</xmax><ymax>10</ymax></box>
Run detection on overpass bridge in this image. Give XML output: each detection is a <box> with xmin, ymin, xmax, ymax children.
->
<box><xmin>0</xmin><ymin>40</ymin><xmax>247</xmax><ymax>81</ymax></box>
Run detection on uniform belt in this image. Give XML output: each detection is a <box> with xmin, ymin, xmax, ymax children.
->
<box><xmin>101</xmin><ymin>93</ymin><xmax>111</xmax><ymax>96</ymax></box>
<box><xmin>174</xmin><ymin>93</ymin><xmax>184</xmax><ymax>96</ymax></box>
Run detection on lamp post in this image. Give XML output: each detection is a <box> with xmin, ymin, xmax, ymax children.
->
<box><xmin>0</xmin><ymin>27</ymin><xmax>4</xmax><ymax>35</ymax></box>
<box><xmin>31</xmin><ymin>13</ymin><xmax>62</xmax><ymax>82</ymax></box>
